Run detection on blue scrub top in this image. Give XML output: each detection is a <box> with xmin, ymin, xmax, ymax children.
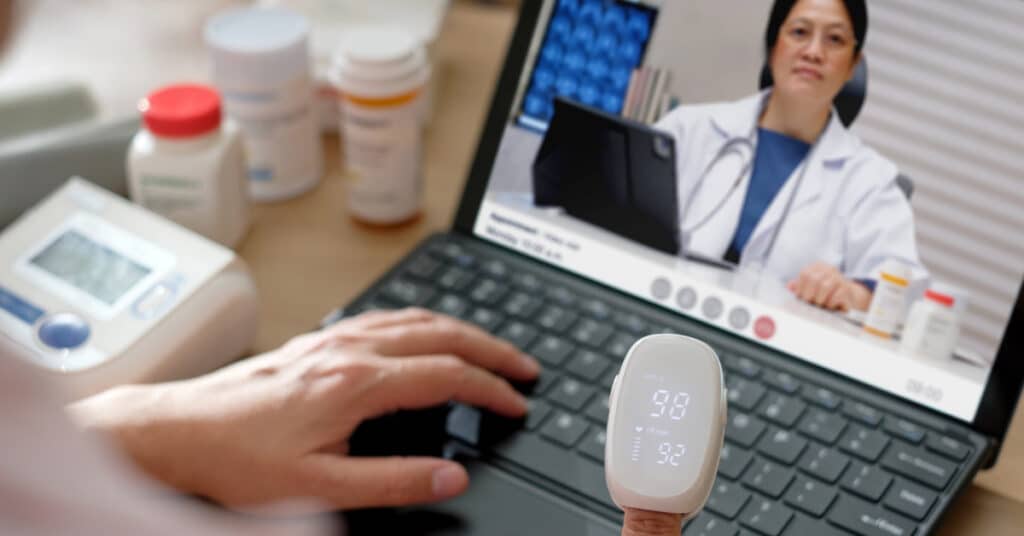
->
<box><xmin>726</xmin><ymin>128</ymin><xmax>810</xmax><ymax>261</ymax></box>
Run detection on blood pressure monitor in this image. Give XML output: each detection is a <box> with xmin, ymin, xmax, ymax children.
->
<box><xmin>605</xmin><ymin>334</ymin><xmax>726</xmax><ymax>517</ymax></box>
<box><xmin>0</xmin><ymin>177</ymin><xmax>259</xmax><ymax>400</ymax></box>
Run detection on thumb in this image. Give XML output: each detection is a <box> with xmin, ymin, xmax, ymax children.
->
<box><xmin>621</xmin><ymin>507</ymin><xmax>684</xmax><ymax>536</ymax></box>
<box><xmin>301</xmin><ymin>455</ymin><xmax>469</xmax><ymax>510</ymax></box>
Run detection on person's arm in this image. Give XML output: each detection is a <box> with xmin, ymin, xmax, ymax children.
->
<box><xmin>67</xmin><ymin>308</ymin><xmax>540</xmax><ymax>511</ymax></box>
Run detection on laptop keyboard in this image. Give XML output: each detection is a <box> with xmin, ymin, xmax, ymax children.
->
<box><xmin>341</xmin><ymin>237</ymin><xmax>975</xmax><ymax>536</ymax></box>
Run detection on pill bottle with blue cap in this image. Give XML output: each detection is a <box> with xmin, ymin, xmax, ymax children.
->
<box><xmin>204</xmin><ymin>6</ymin><xmax>323</xmax><ymax>202</ymax></box>
<box><xmin>329</xmin><ymin>25</ymin><xmax>430</xmax><ymax>225</ymax></box>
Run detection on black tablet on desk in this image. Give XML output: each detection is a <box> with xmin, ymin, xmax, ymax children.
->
<box><xmin>532</xmin><ymin>97</ymin><xmax>680</xmax><ymax>255</ymax></box>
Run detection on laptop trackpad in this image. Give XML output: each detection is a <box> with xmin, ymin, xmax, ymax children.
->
<box><xmin>344</xmin><ymin>461</ymin><xmax>619</xmax><ymax>536</ymax></box>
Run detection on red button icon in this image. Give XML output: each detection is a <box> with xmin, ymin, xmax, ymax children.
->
<box><xmin>754</xmin><ymin>315</ymin><xmax>776</xmax><ymax>340</ymax></box>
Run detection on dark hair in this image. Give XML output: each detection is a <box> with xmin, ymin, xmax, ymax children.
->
<box><xmin>764</xmin><ymin>0</ymin><xmax>868</xmax><ymax>55</ymax></box>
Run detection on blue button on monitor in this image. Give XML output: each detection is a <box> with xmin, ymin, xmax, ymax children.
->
<box><xmin>37</xmin><ymin>313</ymin><xmax>91</xmax><ymax>350</ymax></box>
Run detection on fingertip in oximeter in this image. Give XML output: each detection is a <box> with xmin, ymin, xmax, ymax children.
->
<box><xmin>605</xmin><ymin>334</ymin><xmax>727</xmax><ymax>518</ymax></box>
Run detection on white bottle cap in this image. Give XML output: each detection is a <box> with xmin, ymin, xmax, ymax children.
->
<box><xmin>204</xmin><ymin>6</ymin><xmax>311</xmax><ymax>88</ymax></box>
<box><xmin>329</xmin><ymin>25</ymin><xmax>430</xmax><ymax>100</ymax></box>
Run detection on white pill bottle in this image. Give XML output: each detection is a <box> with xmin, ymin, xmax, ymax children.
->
<box><xmin>127</xmin><ymin>84</ymin><xmax>250</xmax><ymax>248</ymax></box>
<box><xmin>330</xmin><ymin>26</ymin><xmax>430</xmax><ymax>225</ymax></box>
<box><xmin>205</xmin><ymin>6</ymin><xmax>323</xmax><ymax>202</ymax></box>
<box><xmin>863</xmin><ymin>259</ymin><xmax>912</xmax><ymax>339</ymax></box>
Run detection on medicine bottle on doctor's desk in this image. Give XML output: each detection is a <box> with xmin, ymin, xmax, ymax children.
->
<box><xmin>330</xmin><ymin>26</ymin><xmax>430</xmax><ymax>225</ymax></box>
<box><xmin>127</xmin><ymin>84</ymin><xmax>250</xmax><ymax>248</ymax></box>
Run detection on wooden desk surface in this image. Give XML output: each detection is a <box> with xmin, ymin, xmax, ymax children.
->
<box><xmin>4</xmin><ymin>0</ymin><xmax>1015</xmax><ymax>532</ymax></box>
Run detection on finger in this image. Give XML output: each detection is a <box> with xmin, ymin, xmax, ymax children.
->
<box><xmin>370</xmin><ymin>318</ymin><xmax>540</xmax><ymax>380</ymax></box>
<box><xmin>301</xmin><ymin>455</ymin><xmax>469</xmax><ymax>509</ymax></box>
<box><xmin>327</xmin><ymin>307</ymin><xmax>436</xmax><ymax>334</ymax></box>
<box><xmin>813</xmin><ymin>275</ymin><xmax>840</xmax><ymax>305</ymax></box>
<box><xmin>357</xmin><ymin>355</ymin><xmax>529</xmax><ymax>420</ymax></box>
<box><xmin>797</xmin><ymin>272</ymin><xmax>821</xmax><ymax>303</ymax></box>
<box><xmin>826</xmin><ymin>283</ymin><xmax>852</xmax><ymax>311</ymax></box>
<box><xmin>621</xmin><ymin>507</ymin><xmax>683</xmax><ymax>536</ymax></box>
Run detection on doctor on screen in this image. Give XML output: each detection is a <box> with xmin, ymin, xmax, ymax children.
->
<box><xmin>656</xmin><ymin>0</ymin><xmax>927</xmax><ymax>312</ymax></box>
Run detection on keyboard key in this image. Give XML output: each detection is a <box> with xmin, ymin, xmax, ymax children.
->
<box><xmin>880</xmin><ymin>443</ymin><xmax>956</xmax><ymax>490</ymax></box>
<box><xmin>732</xmin><ymin>357</ymin><xmax>762</xmax><ymax>379</ymax></box>
<box><xmin>759</xmin><ymin>394</ymin><xmax>807</xmax><ymax>428</ymax></box>
<box><xmin>566</xmin><ymin>349</ymin><xmax>611</xmax><ymax>382</ymax></box>
<box><xmin>925</xmin><ymin>434</ymin><xmax>970</xmax><ymax>462</ymax></box>
<box><xmin>502</xmin><ymin>291</ymin><xmax>543</xmax><ymax>318</ymax></box>
<box><xmin>511</xmin><ymin>272</ymin><xmax>543</xmax><ymax>292</ymax></box>
<box><xmin>601</xmin><ymin>368</ymin><xmax>617</xmax><ymax>390</ymax></box>
<box><xmin>469</xmin><ymin>278</ymin><xmax>508</xmax><ymax>305</ymax></box>
<box><xmin>467</xmin><ymin>307</ymin><xmax>504</xmax><ymax>331</ymax></box>
<box><xmin>739</xmin><ymin>497</ymin><xmax>793</xmax><ymax>535</ymax></box>
<box><xmin>742</xmin><ymin>459</ymin><xmax>794</xmax><ymax>499</ymax></box>
<box><xmin>801</xmin><ymin>385</ymin><xmax>841</xmax><ymax>410</ymax></box>
<box><xmin>532</xmin><ymin>369</ymin><xmax>558</xmax><ymax>396</ymax></box>
<box><xmin>497</xmin><ymin>321</ymin><xmax>538</xmax><ymax>350</ymax></box>
<box><xmin>719</xmin><ymin>443</ymin><xmax>754</xmax><ymax>480</ymax></box>
<box><xmin>381</xmin><ymin>278</ymin><xmax>435</xmax><ymax>306</ymax></box>
<box><xmin>606</xmin><ymin>332</ymin><xmax>638</xmax><ymax>360</ymax></box>
<box><xmin>584</xmin><ymin>393</ymin><xmax>610</xmax><ymax>425</ymax></box>
<box><xmin>437</xmin><ymin>266</ymin><xmax>474</xmax><ymax>291</ymax></box>
<box><xmin>572</xmin><ymin>424</ymin><xmax>604</xmax><ymax>461</ymax></box>
<box><xmin>525</xmin><ymin>399</ymin><xmax>552</xmax><ymax>430</ymax></box>
<box><xmin>798</xmin><ymin>409</ymin><xmax>848</xmax><ymax>444</ymax></box>
<box><xmin>726</xmin><ymin>413</ymin><xmax>767</xmax><ymax>449</ymax></box>
<box><xmin>570</xmin><ymin>318</ymin><xmax>614</xmax><ymax>347</ymax></box>
<box><xmin>481</xmin><ymin>259</ymin><xmax>509</xmax><ymax>278</ymax></box>
<box><xmin>546</xmin><ymin>286</ymin><xmax>577</xmax><ymax>306</ymax></box>
<box><xmin>798</xmin><ymin>445</ymin><xmax>850</xmax><ymax>484</ymax></box>
<box><xmin>883</xmin><ymin>478</ymin><xmax>937</xmax><ymax>521</ymax></box>
<box><xmin>406</xmin><ymin>255</ymin><xmax>442</xmax><ymax>279</ymax></box>
<box><xmin>536</xmin><ymin>305</ymin><xmax>578</xmax><ymax>333</ymax></box>
<box><xmin>529</xmin><ymin>336</ymin><xmax>575</xmax><ymax>367</ymax></box>
<box><xmin>843</xmin><ymin>402</ymin><xmax>883</xmax><ymax>427</ymax></box>
<box><xmin>782</xmin><ymin>514</ymin><xmax>849</xmax><ymax>536</ymax></box>
<box><xmin>540</xmin><ymin>411</ymin><xmax>589</xmax><ymax>448</ymax></box>
<box><xmin>757</xmin><ymin>428</ymin><xmax>808</xmax><ymax>465</ymax></box>
<box><xmin>614</xmin><ymin>312</ymin><xmax>649</xmax><ymax>334</ymax></box>
<box><xmin>706</xmin><ymin>481</ymin><xmax>751</xmax><ymax>520</ymax></box>
<box><xmin>684</xmin><ymin>513</ymin><xmax>739</xmax><ymax>536</ymax></box>
<box><xmin>763</xmin><ymin>370</ymin><xmax>801</xmax><ymax>394</ymax></box>
<box><xmin>431</xmin><ymin>293</ymin><xmax>470</xmax><ymax>318</ymax></box>
<box><xmin>580</xmin><ymin>297</ymin><xmax>612</xmax><ymax>319</ymax></box>
<box><xmin>548</xmin><ymin>377</ymin><xmax>596</xmax><ymax>412</ymax></box>
<box><xmin>839</xmin><ymin>426</ymin><xmax>890</xmax><ymax>462</ymax></box>
<box><xmin>727</xmin><ymin>377</ymin><xmax>767</xmax><ymax>412</ymax></box>
<box><xmin>883</xmin><ymin>418</ymin><xmax>926</xmax><ymax>444</ymax></box>
<box><xmin>841</xmin><ymin>462</ymin><xmax>893</xmax><ymax>501</ymax></box>
<box><xmin>827</xmin><ymin>495</ymin><xmax>916</xmax><ymax>536</ymax></box>
<box><xmin>783</xmin><ymin>476</ymin><xmax>837</xmax><ymax>517</ymax></box>
<box><xmin>492</xmin><ymin>432</ymin><xmax>614</xmax><ymax>509</ymax></box>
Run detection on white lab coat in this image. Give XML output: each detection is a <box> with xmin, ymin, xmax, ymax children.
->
<box><xmin>655</xmin><ymin>90</ymin><xmax>928</xmax><ymax>284</ymax></box>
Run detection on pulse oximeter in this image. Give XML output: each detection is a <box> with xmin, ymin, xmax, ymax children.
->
<box><xmin>605</xmin><ymin>334</ymin><xmax>727</xmax><ymax>518</ymax></box>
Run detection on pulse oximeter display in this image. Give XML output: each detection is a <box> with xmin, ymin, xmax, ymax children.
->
<box><xmin>606</xmin><ymin>334</ymin><xmax>725</xmax><ymax>515</ymax></box>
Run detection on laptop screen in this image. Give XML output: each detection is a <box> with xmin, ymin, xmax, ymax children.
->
<box><xmin>470</xmin><ymin>0</ymin><xmax>1024</xmax><ymax>422</ymax></box>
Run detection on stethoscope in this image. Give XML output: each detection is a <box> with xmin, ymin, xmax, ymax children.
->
<box><xmin>679</xmin><ymin>98</ymin><xmax>827</xmax><ymax>268</ymax></box>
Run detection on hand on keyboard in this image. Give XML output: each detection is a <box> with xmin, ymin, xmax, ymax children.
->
<box><xmin>70</xmin><ymin>307</ymin><xmax>540</xmax><ymax>512</ymax></box>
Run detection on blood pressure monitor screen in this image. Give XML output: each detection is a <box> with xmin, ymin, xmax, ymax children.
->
<box><xmin>472</xmin><ymin>0</ymin><xmax>1024</xmax><ymax>422</ymax></box>
<box><xmin>30</xmin><ymin>230</ymin><xmax>152</xmax><ymax>305</ymax></box>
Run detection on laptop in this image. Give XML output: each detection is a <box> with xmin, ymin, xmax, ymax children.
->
<box><xmin>325</xmin><ymin>1</ymin><xmax>1024</xmax><ymax>534</ymax></box>
<box><xmin>531</xmin><ymin>97</ymin><xmax>680</xmax><ymax>255</ymax></box>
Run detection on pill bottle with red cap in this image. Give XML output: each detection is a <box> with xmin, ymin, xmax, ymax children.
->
<box><xmin>127</xmin><ymin>83</ymin><xmax>250</xmax><ymax>248</ymax></box>
<box><xmin>900</xmin><ymin>287</ymin><xmax>960</xmax><ymax>361</ymax></box>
